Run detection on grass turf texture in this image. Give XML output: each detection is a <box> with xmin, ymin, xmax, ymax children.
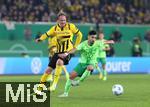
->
<box><xmin>0</xmin><ymin>74</ymin><xmax>150</xmax><ymax>107</ymax></box>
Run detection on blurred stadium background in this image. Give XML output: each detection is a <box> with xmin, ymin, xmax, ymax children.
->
<box><xmin>0</xmin><ymin>0</ymin><xmax>150</xmax><ymax>107</ymax></box>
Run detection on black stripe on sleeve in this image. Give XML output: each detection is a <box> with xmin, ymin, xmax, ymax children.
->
<box><xmin>70</xmin><ymin>40</ymin><xmax>73</xmax><ymax>45</ymax></box>
<box><xmin>45</xmin><ymin>32</ymin><xmax>49</xmax><ymax>37</ymax></box>
<box><xmin>54</xmin><ymin>26</ymin><xmax>57</xmax><ymax>31</ymax></box>
<box><xmin>75</xmin><ymin>29</ymin><xmax>79</xmax><ymax>34</ymax></box>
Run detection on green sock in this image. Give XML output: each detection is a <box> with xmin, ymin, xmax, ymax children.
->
<box><xmin>97</xmin><ymin>66</ymin><xmax>102</xmax><ymax>74</ymax></box>
<box><xmin>103</xmin><ymin>70</ymin><xmax>107</xmax><ymax>77</ymax></box>
<box><xmin>79</xmin><ymin>70</ymin><xmax>91</xmax><ymax>82</ymax></box>
<box><xmin>64</xmin><ymin>79</ymin><xmax>71</xmax><ymax>94</ymax></box>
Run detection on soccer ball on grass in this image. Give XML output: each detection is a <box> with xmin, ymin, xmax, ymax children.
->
<box><xmin>112</xmin><ymin>84</ymin><xmax>124</xmax><ymax>96</ymax></box>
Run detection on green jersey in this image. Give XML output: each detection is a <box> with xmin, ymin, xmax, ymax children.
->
<box><xmin>98</xmin><ymin>39</ymin><xmax>108</xmax><ymax>58</ymax></box>
<box><xmin>76</xmin><ymin>40</ymin><xmax>103</xmax><ymax>64</ymax></box>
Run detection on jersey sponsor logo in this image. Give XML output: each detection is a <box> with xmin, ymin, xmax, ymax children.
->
<box><xmin>54</xmin><ymin>31</ymin><xmax>70</xmax><ymax>35</ymax></box>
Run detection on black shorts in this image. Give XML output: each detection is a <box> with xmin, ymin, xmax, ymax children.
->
<box><xmin>48</xmin><ymin>53</ymin><xmax>72</xmax><ymax>69</ymax></box>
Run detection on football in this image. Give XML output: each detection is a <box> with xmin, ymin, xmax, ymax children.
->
<box><xmin>112</xmin><ymin>84</ymin><xmax>124</xmax><ymax>96</ymax></box>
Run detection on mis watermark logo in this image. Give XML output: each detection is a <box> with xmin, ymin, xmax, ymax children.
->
<box><xmin>0</xmin><ymin>82</ymin><xmax>50</xmax><ymax>107</ymax></box>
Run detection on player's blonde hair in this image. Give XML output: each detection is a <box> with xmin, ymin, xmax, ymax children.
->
<box><xmin>57</xmin><ymin>10</ymin><xmax>67</xmax><ymax>18</ymax></box>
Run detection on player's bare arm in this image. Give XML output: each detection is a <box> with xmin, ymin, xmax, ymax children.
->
<box><xmin>58</xmin><ymin>48</ymin><xmax>77</xmax><ymax>59</ymax></box>
<box><xmin>104</xmin><ymin>40</ymin><xmax>115</xmax><ymax>44</ymax></box>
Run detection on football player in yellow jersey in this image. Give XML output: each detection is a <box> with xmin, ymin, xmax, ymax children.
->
<box><xmin>47</xmin><ymin>36</ymin><xmax>69</xmax><ymax>85</ymax></box>
<box><xmin>35</xmin><ymin>11</ymin><xmax>82</xmax><ymax>92</ymax></box>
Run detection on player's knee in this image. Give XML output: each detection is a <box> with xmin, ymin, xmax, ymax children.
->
<box><xmin>87</xmin><ymin>65</ymin><xmax>94</xmax><ymax>71</ymax></box>
<box><xmin>70</xmin><ymin>72</ymin><xmax>77</xmax><ymax>80</ymax></box>
<box><xmin>45</xmin><ymin>67</ymin><xmax>52</xmax><ymax>74</ymax></box>
<box><xmin>56</xmin><ymin>59</ymin><xmax>64</xmax><ymax>66</ymax></box>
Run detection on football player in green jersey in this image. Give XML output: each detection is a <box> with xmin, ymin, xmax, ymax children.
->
<box><xmin>58</xmin><ymin>30</ymin><xmax>103</xmax><ymax>97</ymax></box>
<box><xmin>97</xmin><ymin>32</ymin><xmax>113</xmax><ymax>81</ymax></box>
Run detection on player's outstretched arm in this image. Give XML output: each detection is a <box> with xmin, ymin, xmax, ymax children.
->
<box><xmin>68</xmin><ymin>47</ymin><xmax>77</xmax><ymax>54</ymax></box>
<box><xmin>35</xmin><ymin>32</ymin><xmax>49</xmax><ymax>43</ymax></box>
<box><xmin>104</xmin><ymin>40</ymin><xmax>115</xmax><ymax>44</ymax></box>
<box><xmin>71</xmin><ymin>23</ymin><xmax>83</xmax><ymax>48</ymax></box>
<box><xmin>74</xmin><ymin>31</ymin><xmax>82</xmax><ymax>48</ymax></box>
<box><xmin>58</xmin><ymin>48</ymin><xmax>77</xmax><ymax>59</ymax></box>
<box><xmin>35</xmin><ymin>38</ymin><xmax>42</xmax><ymax>43</ymax></box>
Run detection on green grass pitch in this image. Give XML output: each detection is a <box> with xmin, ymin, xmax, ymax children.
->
<box><xmin>0</xmin><ymin>74</ymin><xmax>150</xmax><ymax>107</ymax></box>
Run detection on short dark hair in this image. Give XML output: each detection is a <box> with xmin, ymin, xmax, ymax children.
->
<box><xmin>88</xmin><ymin>30</ymin><xmax>97</xmax><ymax>36</ymax></box>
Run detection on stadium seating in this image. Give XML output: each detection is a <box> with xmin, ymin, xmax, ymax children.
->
<box><xmin>0</xmin><ymin>0</ymin><xmax>149</xmax><ymax>24</ymax></box>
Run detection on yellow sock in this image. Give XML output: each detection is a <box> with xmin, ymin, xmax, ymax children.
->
<box><xmin>62</xmin><ymin>66</ymin><xmax>69</xmax><ymax>80</ymax></box>
<box><xmin>41</xmin><ymin>73</ymin><xmax>49</xmax><ymax>83</ymax></box>
<box><xmin>51</xmin><ymin>65</ymin><xmax>63</xmax><ymax>88</ymax></box>
<box><xmin>38</xmin><ymin>73</ymin><xmax>49</xmax><ymax>91</ymax></box>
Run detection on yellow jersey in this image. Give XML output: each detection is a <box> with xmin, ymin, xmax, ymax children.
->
<box><xmin>48</xmin><ymin>36</ymin><xmax>57</xmax><ymax>48</ymax></box>
<box><xmin>40</xmin><ymin>23</ymin><xmax>82</xmax><ymax>53</ymax></box>
<box><xmin>48</xmin><ymin>36</ymin><xmax>57</xmax><ymax>57</ymax></box>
